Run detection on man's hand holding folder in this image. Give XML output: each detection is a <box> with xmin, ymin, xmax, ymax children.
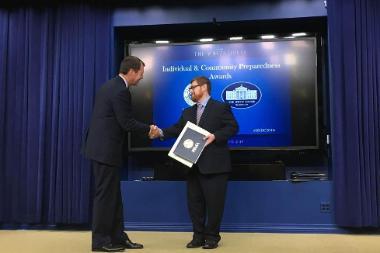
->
<box><xmin>168</xmin><ymin>121</ymin><xmax>210</xmax><ymax>167</ymax></box>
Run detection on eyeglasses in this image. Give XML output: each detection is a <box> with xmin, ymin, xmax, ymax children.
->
<box><xmin>188</xmin><ymin>83</ymin><xmax>203</xmax><ymax>91</ymax></box>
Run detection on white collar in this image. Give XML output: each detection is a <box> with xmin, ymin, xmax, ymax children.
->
<box><xmin>118</xmin><ymin>74</ymin><xmax>128</xmax><ymax>88</ymax></box>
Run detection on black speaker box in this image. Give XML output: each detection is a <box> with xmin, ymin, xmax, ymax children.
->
<box><xmin>230</xmin><ymin>162</ymin><xmax>285</xmax><ymax>181</ymax></box>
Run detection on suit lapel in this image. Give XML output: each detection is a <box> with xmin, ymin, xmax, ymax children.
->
<box><xmin>191</xmin><ymin>104</ymin><xmax>197</xmax><ymax>124</ymax></box>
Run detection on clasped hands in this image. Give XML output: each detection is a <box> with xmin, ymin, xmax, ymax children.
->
<box><xmin>148</xmin><ymin>125</ymin><xmax>216</xmax><ymax>146</ymax></box>
<box><xmin>149</xmin><ymin>125</ymin><xmax>162</xmax><ymax>139</ymax></box>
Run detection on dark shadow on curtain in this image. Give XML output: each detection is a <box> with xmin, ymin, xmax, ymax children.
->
<box><xmin>327</xmin><ymin>0</ymin><xmax>380</xmax><ymax>227</ymax></box>
<box><xmin>0</xmin><ymin>4</ymin><xmax>111</xmax><ymax>224</ymax></box>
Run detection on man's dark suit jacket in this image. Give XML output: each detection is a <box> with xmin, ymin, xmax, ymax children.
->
<box><xmin>163</xmin><ymin>98</ymin><xmax>238</xmax><ymax>174</ymax></box>
<box><xmin>83</xmin><ymin>76</ymin><xmax>150</xmax><ymax>167</ymax></box>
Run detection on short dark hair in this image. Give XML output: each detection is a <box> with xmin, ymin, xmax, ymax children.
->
<box><xmin>191</xmin><ymin>76</ymin><xmax>211</xmax><ymax>93</ymax></box>
<box><xmin>119</xmin><ymin>56</ymin><xmax>145</xmax><ymax>74</ymax></box>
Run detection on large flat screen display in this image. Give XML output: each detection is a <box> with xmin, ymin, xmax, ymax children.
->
<box><xmin>128</xmin><ymin>38</ymin><xmax>318</xmax><ymax>150</ymax></box>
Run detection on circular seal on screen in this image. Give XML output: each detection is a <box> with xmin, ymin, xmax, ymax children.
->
<box><xmin>221</xmin><ymin>81</ymin><xmax>262</xmax><ymax>109</ymax></box>
<box><xmin>183</xmin><ymin>84</ymin><xmax>196</xmax><ymax>106</ymax></box>
<box><xmin>183</xmin><ymin>139</ymin><xmax>194</xmax><ymax>149</ymax></box>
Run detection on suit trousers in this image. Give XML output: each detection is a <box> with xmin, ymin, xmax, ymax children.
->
<box><xmin>92</xmin><ymin>161</ymin><xmax>128</xmax><ymax>248</ymax></box>
<box><xmin>187</xmin><ymin>166</ymin><xmax>229</xmax><ymax>242</ymax></box>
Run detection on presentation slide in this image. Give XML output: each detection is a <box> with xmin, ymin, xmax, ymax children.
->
<box><xmin>129</xmin><ymin>39</ymin><xmax>318</xmax><ymax>149</ymax></box>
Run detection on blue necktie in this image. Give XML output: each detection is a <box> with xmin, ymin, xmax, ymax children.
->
<box><xmin>196</xmin><ymin>103</ymin><xmax>204</xmax><ymax>125</ymax></box>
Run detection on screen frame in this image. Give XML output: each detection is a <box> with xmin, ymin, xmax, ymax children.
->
<box><xmin>127</xmin><ymin>37</ymin><xmax>320</xmax><ymax>151</ymax></box>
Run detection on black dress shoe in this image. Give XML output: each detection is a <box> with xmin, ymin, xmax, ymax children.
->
<box><xmin>202</xmin><ymin>240</ymin><xmax>218</xmax><ymax>249</ymax></box>
<box><xmin>186</xmin><ymin>238</ymin><xmax>205</xmax><ymax>248</ymax></box>
<box><xmin>92</xmin><ymin>243</ymin><xmax>125</xmax><ymax>252</ymax></box>
<box><xmin>121</xmin><ymin>239</ymin><xmax>144</xmax><ymax>249</ymax></box>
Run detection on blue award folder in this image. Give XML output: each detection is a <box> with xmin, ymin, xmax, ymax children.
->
<box><xmin>168</xmin><ymin>121</ymin><xmax>210</xmax><ymax>167</ymax></box>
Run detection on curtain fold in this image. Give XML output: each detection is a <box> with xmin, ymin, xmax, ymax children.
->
<box><xmin>0</xmin><ymin>4</ymin><xmax>111</xmax><ymax>224</ymax></box>
<box><xmin>328</xmin><ymin>0</ymin><xmax>380</xmax><ymax>227</ymax></box>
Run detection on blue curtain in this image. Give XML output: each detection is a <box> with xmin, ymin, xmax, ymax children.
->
<box><xmin>0</xmin><ymin>4</ymin><xmax>111</xmax><ymax>224</ymax></box>
<box><xmin>328</xmin><ymin>0</ymin><xmax>380</xmax><ymax>227</ymax></box>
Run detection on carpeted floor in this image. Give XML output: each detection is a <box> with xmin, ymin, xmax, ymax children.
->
<box><xmin>0</xmin><ymin>230</ymin><xmax>379</xmax><ymax>253</ymax></box>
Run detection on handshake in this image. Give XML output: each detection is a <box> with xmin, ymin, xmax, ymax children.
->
<box><xmin>148</xmin><ymin>124</ymin><xmax>216</xmax><ymax>146</ymax></box>
<box><xmin>149</xmin><ymin>125</ymin><xmax>162</xmax><ymax>139</ymax></box>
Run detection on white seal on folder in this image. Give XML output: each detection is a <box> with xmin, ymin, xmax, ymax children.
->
<box><xmin>183</xmin><ymin>139</ymin><xmax>194</xmax><ymax>149</ymax></box>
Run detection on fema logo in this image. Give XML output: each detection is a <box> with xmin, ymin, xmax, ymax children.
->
<box><xmin>183</xmin><ymin>84</ymin><xmax>196</xmax><ymax>106</ymax></box>
<box><xmin>221</xmin><ymin>81</ymin><xmax>262</xmax><ymax>109</ymax></box>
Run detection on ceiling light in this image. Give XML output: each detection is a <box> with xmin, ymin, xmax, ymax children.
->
<box><xmin>199</xmin><ymin>38</ymin><xmax>214</xmax><ymax>42</ymax></box>
<box><xmin>261</xmin><ymin>35</ymin><xmax>276</xmax><ymax>39</ymax></box>
<box><xmin>155</xmin><ymin>40</ymin><xmax>169</xmax><ymax>44</ymax></box>
<box><xmin>292</xmin><ymin>32</ymin><xmax>307</xmax><ymax>37</ymax></box>
<box><xmin>229</xmin><ymin>36</ymin><xmax>243</xmax><ymax>40</ymax></box>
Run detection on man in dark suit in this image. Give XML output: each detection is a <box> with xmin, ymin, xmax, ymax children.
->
<box><xmin>83</xmin><ymin>56</ymin><xmax>154</xmax><ymax>252</ymax></box>
<box><xmin>150</xmin><ymin>76</ymin><xmax>238</xmax><ymax>249</ymax></box>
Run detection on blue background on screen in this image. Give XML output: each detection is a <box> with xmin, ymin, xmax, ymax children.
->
<box><xmin>143</xmin><ymin>42</ymin><xmax>296</xmax><ymax>147</ymax></box>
